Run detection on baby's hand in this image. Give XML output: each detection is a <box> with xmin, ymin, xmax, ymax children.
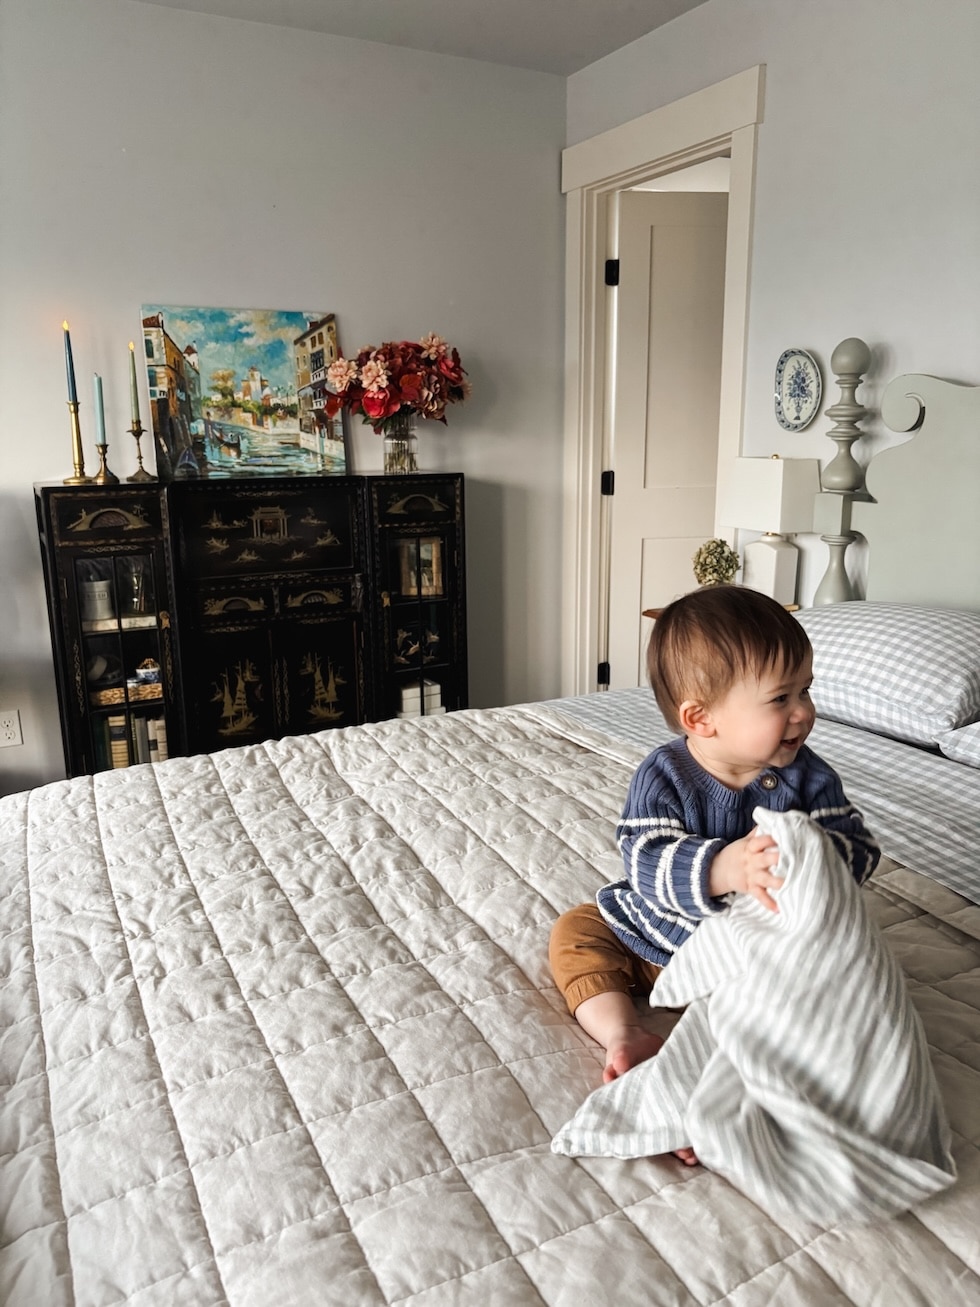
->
<box><xmin>710</xmin><ymin>829</ymin><xmax>783</xmax><ymax>911</ymax></box>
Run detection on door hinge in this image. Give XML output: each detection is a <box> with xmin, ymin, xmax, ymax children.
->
<box><xmin>597</xmin><ymin>661</ymin><xmax>611</xmax><ymax>687</ymax></box>
<box><xmin>600</xmin><ymin>470</ymin><xmax>615</xmax><ymax>496</ymax></box>
<box><xmin>604</xmin><ymin>258</ymin><xmax>620</xmax><ymax>287</ymax></box>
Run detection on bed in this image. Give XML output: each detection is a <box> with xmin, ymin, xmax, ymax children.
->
<box><xmin>3</xmin><ymin>378</ymin><xmax>980</xmax><ymax>1305</ymax></box>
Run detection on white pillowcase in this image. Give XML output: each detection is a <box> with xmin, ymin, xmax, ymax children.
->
<box><xmin>938</xmin><ymin>720</ymin><xmax>980</xmax><ymax>768</ymax></box>
<box><xmin>552</xmin><ymin>808</ymin><xmax>956</xmax><ymax>1224</ymax></box>
<box><xmin>796</xmin><ymin>602</ymin><xmax>980</xmax><ymax>745</ymax></box>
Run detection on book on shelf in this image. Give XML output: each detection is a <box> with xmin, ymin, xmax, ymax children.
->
<box><xmin>130</xmin><ymin>715</ymin><xmax>150</xmax><ymax>765</ymax></box>
<box><xmin>106</xmin><ymin>713</ymin><xmax>129</xmax><ymax>768</ymax></box>
<box><xmin>147</xmin><ymin>716</ymin><xmax>169</xmax><ymax>762</ymax></box>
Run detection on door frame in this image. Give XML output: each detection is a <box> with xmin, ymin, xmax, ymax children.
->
<box><xmin>559</xmin><ymin>66</ymin><xmax>765</xmax><ymax>695</ymax></box>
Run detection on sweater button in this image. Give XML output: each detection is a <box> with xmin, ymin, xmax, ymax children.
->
<box><xmin>760</xmin><ymin>773</ymin><xmax>778</xmax><ymax>790</ymax></box>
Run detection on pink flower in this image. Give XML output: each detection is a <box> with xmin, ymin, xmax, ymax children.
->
<box><xmin>419</xmin><ymin>332</ymin><xmax>448</xmax><ymax>361</ymax></box>
<box><xmin>360</xmin><ymin>358</ymin><xmax>389</xmax><ymax>392</ymax></box>
<box><xmin>327</xmin><ymin>358</ymin><xmax>358</xmax><ymax>392</ymax></box>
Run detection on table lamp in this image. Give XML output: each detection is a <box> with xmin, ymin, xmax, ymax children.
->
<box><xmin>720</xmin><ymin>456</ymin><xmax>821</xmax><ymax>604</ymax></box>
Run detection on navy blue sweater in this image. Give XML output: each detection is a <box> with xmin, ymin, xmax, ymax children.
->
<box><xmin>597</xmin><ymin>737</ymin><xmax>880</xmax><ymax>967</ymax></box>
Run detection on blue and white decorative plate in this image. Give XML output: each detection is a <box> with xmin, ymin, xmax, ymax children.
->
<box><xmin>774</xmin><ymin>348</ymin><xmax>822</xmax><ymax>431</ymax></box>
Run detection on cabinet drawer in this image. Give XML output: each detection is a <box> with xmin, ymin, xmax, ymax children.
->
<box><xmin>49</xmin><ymin>488</ymin><xmax>162</xmax><ymax>545</ymax></box>
<box><xmin>192</xmin><ymin>578</ymin><xmax>361</xmax><ymax>625</ymax></box>
<box><xmin>197</xmin><ymin>586</ymin><xmax>277</xmax><ymax>622</ymax></box>
<box><xmin>372</xmin><ymin>478</ymin><xmax>460</xmax><ymax>526</ymax></box>
<box><xmin>168</xmin><ymin>479</ymin><xmax>361</xmax><ymax>579</ymax></box>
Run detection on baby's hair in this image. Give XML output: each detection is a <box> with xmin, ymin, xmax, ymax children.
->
<box><xmin>647</xmin><ymin>585</ymin><xmax>812</xmax><ymax>733</ymax></box>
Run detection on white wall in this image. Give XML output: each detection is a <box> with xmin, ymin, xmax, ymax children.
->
<box><xmin>0</xmin><ymin>0</ymin><xmax>566</xmax><ymax>790</ymax></box>
<box><xmin>568</xmin><ymin>0</ymin><xmax>980</xmax><ymax>603</ymax></box>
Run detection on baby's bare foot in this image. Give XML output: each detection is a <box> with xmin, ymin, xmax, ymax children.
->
<box><xmin>602</xmin><ymin>1030</ymin><xmax>701</xmax><ymax>1166</ymax></box>
<box><xmin>602</xmin><ymin>1026</ymin><xmax>664</xmax><ymax>1083</ymax></box>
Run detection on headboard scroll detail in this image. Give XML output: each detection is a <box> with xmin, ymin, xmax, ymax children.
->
<box><xmin>852</xmin><ymin>373</ymin><xmax>980</xmax><ymax>609</ymax></box>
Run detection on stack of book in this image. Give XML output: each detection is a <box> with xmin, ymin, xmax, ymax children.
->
<box><xmin>106</xmin><ymin>714</ymin><xmax>129</xmax><ymax>768</ymax></box>
<box><xmin>100</xmin><ymin>714</ymin><xmax>169</xmax><ymax>770</ymax></box>
<box><xmin>398</xmin><ymin>679</ymin><xmax>445</xmax><ymax>718</ymax></box>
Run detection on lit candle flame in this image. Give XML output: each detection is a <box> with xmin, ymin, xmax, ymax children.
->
<box><xmin>63</xmin><ymin>319</ymin><xmax>70</xmax><ymax>330</ymax></box>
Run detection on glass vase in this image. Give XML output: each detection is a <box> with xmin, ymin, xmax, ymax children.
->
<box><xmin>383</xmin><ymin>412</ymin><xmax>418</xmax><ymax>475</ymax></box>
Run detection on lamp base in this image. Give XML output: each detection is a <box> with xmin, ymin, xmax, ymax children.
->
<box><xmin>742</xmin><ymin>534</ymin><xmax>799</xmax><ymax>606</ymax></box>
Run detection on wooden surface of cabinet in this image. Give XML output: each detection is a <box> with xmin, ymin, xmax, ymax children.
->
<box><xmin>36</xmin><ymin>474</ymin><xmax>468</xmax><ymax>775</ymax></box>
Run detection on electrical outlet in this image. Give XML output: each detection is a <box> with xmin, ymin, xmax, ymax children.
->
<box><xmin>0</xmin><ymin>709</ymin><xmax>23</xmax><ymax>747</ymax></box>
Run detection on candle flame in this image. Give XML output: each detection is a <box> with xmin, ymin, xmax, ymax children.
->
<box><xmin>63</xmin><ymin>320</ymin><xmax>69</xmax><ymax>330</ymax></box>
<box><xmin>129</xmin><ymin>341</ymin><xmax>135</xmax><ymax>351</ymax></box>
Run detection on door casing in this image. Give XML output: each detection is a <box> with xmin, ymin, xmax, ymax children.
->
<box><xmin>560</xmin><ymin>66</ymin><xmax>765</xmax><ymax>695</ymax></box>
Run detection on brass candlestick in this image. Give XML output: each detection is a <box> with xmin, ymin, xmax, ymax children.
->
<box><xmin>63</xmin><ymin>400</ymin><xmax>94</xmax><ymax>484</ymax></box>
<box><xmin>127</xmin><ymin>418</ymin><xmax>155</xmax><ymax>482</ymax></box>
<box><xmin>93</xmin><ymin>442</ymin><xmax>119</xmax><ymax>485</ymax></box>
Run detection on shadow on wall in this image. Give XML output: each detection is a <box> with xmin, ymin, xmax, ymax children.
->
<box><xmin>0</xmin><ymin>490</ymin><xmax>65</xmax><ymax>795</ymax></box>
<box><xmin>462</xmin><ymin>477</ymin><xmax>505</xmax><ymax>709</ymax></box>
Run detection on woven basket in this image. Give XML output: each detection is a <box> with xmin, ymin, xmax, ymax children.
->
<box><xmin>90</xmin><ymin>684</ymin><xmax>163</xmax><ymax>707</ymax></box>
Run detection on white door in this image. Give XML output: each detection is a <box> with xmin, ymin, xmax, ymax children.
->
<box><xmin>606</xmin><ymin>190</ymin><xmax>728</xmax><ymax>688</ymax></box>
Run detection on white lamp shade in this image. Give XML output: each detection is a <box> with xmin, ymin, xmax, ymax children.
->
<box><xmin>720</xmin><ymin>457</ymin><xmax>821</xmax><ymax>534</ymax></box>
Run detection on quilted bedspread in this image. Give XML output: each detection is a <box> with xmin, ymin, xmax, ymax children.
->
<box><xmin>2</xmin><ymin>705</ymin><xmax>979</xmax><ymax>1306</ymax></box>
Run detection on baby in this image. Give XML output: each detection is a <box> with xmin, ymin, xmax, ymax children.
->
<box><xmin>550</xmin><ymin>585</ymin><xmax>879</xmax><ymax>1160</ymax></box>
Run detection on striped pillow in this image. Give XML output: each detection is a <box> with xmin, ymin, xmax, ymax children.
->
<box><xmin>552</xmin><ymin>808</ymin><xmax>956</xmax><ymax>1223</ymax></box>
<box><xmin>795</xmin><ymin>602</ymin><xmax>980</xmax><ymax>745</ymax></box>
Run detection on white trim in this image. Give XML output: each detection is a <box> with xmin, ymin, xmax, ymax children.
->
<box><xmin>560</xmin><ymin>67</ymin><xmax>765</xmax><ymax>695</ymax></box>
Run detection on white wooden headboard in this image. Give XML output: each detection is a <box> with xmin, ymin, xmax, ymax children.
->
<box><xmin>851</xmin><ymin>374</ymin><xmax>980</xmax><ymax>608</ymax></box>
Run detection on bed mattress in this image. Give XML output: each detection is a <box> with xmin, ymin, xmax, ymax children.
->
<box><xmin>2</xmin><ymin>703</ymin><xmax>978</xmax><ymax>1305</ymax></box>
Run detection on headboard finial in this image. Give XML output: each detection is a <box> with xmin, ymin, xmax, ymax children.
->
<box><xmin>821</xmin><ymin>337</ymin><xmax>870</xmax><ymax>494</ymax></box>
<box><xmin>830</xmin><ymin>337</ymin><xmax>871</xmax><ymax>379</ymax></box>
<box><xmin>813</xmin><ymin>337</ymin><xmax>871</xmax><ymax>605</ymax></box>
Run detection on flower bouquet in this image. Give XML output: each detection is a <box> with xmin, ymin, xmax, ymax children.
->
<box><xmin>325</xmin><ymin>334</ymin><xmax>469</xmax><ymax>435</ymax></box>
<box><xmin>692</xmin><ymin>538</ymin><xmax>740</xmax><ymax>586</ymax></box>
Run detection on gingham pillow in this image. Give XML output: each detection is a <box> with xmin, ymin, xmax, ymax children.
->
<box><xmin>795</xmin><ymin>603</ymin><xmax>980</xmax><ymax>745</ymax></box>
<box><xmin>937</xmin><ymin>721</ymin><xmax>980</xmax><ymax>768</ymax></box>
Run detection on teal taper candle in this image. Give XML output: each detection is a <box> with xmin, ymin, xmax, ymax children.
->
<box><xmin>128</xmin><ymin>341</ymin><xmax>141</xmax><ymax>422</ymax></box>
<box><xmin>93</xmin><ymin>374</ymin><xmax>106</xmax><ymax>443</ymax></box>
<box><xmin>63</xmin><ymin>321</ymin><xmax>78</xmax><ymax>404</ymax></box>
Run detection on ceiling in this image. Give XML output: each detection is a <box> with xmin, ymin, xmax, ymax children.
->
<box><xmin>135</xmin><ymin>0</ymin><xmax>711</xmax><ymax>76</ymax></box>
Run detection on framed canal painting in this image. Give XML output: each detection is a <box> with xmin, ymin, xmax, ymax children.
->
<box><xmin>139</xmin><ymin>304</ymin><xmax>350</xmax><ymax>479</ymax></box>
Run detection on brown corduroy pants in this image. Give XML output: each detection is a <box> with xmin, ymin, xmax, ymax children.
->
<box><xmin>549</xmin><ymin>902</ymin><xmax>663</xmax><ymax>1016</ymax></box>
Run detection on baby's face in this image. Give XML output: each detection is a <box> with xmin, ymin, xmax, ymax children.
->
<box><xmin>703</xmin><ymin>654</ymin><xmax>816</xmax><ymax>779</ymax></box>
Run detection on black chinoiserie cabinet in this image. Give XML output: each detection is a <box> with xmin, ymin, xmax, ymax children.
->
<box><xmin>36</xmin><ymin>473</ymin><xmax>467</xmax><ymax>777</ymax></box>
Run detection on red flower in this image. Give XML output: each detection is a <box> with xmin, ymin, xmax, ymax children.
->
<box><xmin>362</xmin><ymin>388</ymin><xmax>394</xmax><ymax>421</ymax></box>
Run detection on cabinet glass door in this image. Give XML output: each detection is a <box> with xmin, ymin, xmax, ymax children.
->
<box><xmin>385</xmin><ymin>532</ymin><xmax>453</xmax><ymax>719</ymax></box>
<box><xmin>75</xmin><ymin>551</ymin><xmax>169</xmax><ymax>769</ymax></box>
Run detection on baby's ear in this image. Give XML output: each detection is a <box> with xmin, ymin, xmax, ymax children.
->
<box><xmin>679</xmin><ymin>700</ymin><xmax>714</xmax><ymax>736</ymax></box>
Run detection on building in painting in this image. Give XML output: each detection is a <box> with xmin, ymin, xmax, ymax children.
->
<box><xmin>242</xmin><ymin>365</ymin><xmax>271</xmax><ymax>409</ymax></box>
<box><xmin>294</xmin><ymin>314</ymin><xmax>339</xmax><ymax>444</ymax></box>
<box><xmin>142</xmin><ymin>313</ymin><xmax>202</xmax><ymax>476</ymax></box>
